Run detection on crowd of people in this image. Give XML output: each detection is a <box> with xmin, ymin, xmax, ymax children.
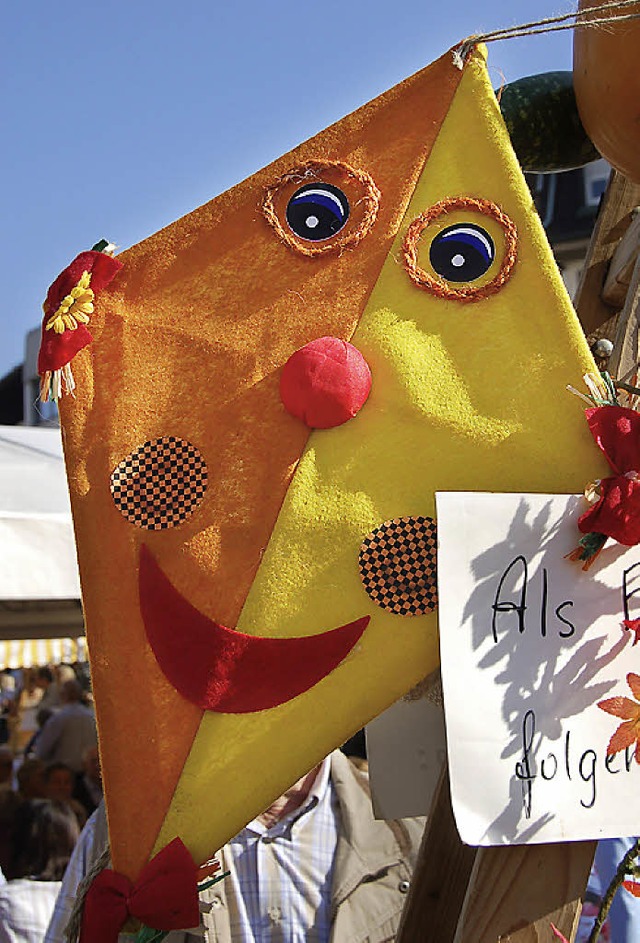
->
<box><xmin>0</xmin><ymin>662</ymin><xmax>634</xmax><ymax>942</ymax></box>
<box><xmin>0</xmin><ymin>663</ymin><xmax>101</xmax><ymax>942</ymax></box>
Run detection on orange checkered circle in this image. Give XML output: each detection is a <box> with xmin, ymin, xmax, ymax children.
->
<box><xmin>110</xmin><ymin>437</ymin><xmax>207</xmax><ymax>530</ymax></box>
<box><xmin>359</xmin><ymin>516</ymin><xmax>438</xmax><ymax>616</ymax></box>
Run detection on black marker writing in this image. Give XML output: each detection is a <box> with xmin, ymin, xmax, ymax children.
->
<box><xmin>492</xmin><ymin>556</ymin><xmax>527</xmax><ymax>643</ymax></box>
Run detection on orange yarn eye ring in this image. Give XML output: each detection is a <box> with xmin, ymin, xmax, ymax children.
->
<box><xmin>262</xmin><ymin>159</ymin><xmax>381</xmax><ymax>257</ymax></box>
<box><xmin>402</xmin><ymin>196</ymin><xmax>518</xmax><ymax>302</ymax></box>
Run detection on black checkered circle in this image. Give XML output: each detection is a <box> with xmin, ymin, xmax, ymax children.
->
<box><xmin>359</xmin><ymin>516</ymin><xmax>438</xmax><ymax>616</ymax></box>
<box><xmin>110</xmin><ymin>437</ymin><xmax>208</xmax><ymax>530</ymax></box>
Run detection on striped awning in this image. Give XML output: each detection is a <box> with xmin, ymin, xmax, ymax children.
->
<box><xmin>0</xmin><ymin>637</ymin><xmax>87</xmax><ymax>670</ymax></box>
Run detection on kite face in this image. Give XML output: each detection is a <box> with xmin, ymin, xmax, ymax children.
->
<box><xmin>49</xmin><ymin>45</ymin><xmax>606</xmax><ymax>879</ymax></box>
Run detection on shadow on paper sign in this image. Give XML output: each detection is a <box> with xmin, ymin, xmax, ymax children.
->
<box><xmin>436</xmin><ymin>492</ymin><xmax>639</xmax><ymax>846</ymax></box>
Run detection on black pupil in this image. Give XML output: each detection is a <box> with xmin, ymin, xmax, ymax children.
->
<box><xmin>429</xmin><ymin>223</ymin><xmax>495</xmax><ymax>282</ymax></box>
<box><xmin>286</xmin><ymin>183</ymin><xmax>349</xmax><ymax>241</ymax></box>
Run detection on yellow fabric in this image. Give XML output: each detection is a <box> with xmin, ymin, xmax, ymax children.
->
<box><xmin>156</xmin><ymin>47</ymin><xmax>607</xmax><ymax>864</ymax></box>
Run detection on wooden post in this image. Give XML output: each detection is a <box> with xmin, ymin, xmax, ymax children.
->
<box><xmin>573</xmin><ymin>171</ymin><xmax>640</xmax><ymax>336</ymax></box>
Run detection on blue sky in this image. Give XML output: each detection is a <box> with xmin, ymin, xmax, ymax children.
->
<box><xmin>2</xmin><ymin>1</ymin><xmax>576</xmax><ymax>381</ymax></box>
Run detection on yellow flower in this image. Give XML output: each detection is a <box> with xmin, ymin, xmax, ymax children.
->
<box><xmin>45</xmin><ymin>271</ymin><xmax>95</xmax><ymax>334</ymax></box>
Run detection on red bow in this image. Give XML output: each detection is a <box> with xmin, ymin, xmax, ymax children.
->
<box><xmin>578</xmin><ymin>405</ymin><xmax>640</xmax><ymax>546</ymax></box>
<box><xmin>80</xmin><ymin>838</ymin><xmax>200</xmax><ymax>943</ymax></box>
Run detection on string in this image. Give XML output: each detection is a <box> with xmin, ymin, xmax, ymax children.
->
<box><xmin>454</xmin><ymin>0</ymin><xmax>640</xmax><ymax>66</ymax></box>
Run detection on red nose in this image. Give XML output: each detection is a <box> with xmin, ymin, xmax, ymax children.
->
<box><xmin>280</xmin><ymin>336</ymin><xmax>372</xmax><ymax>429</ymax></box>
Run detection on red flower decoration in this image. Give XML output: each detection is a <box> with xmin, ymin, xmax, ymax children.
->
<box><xmin>578</xmin><ymin>406</ymin><xmax>640</xmax><ymax>546</ymax></box>
<box><xmin>38</xmin><ymin>251</ymin><xmax>122</xmax><ymax>375</ymax></box>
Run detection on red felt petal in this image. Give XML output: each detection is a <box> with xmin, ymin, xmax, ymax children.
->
<box><xmin>37</xmin><ymin>324</ymin><xmax>93</xmax><ymax>375</ymax></box>
<box><xmin>623</xmin><ymin>880</ymin><xmax>640</xmax><ymax>898</ymax></box>
<box><xmin>578</xmin><ymin>476</ymin><xmax>640</xmax><ymax>545</ymax></box>
<box><xmin>139</xmin><ymin>545</ymin><xmax>369</xmax><ymax>713</ymax></box>
<box><xmin>43</xmin><ymin>251</ymin><xmax>122</xmax><ymax>315</ymax></box>
<box><xmin>585</xmin><ymin>406</ymin><xmax>640</xmax><ymax>476</ymax></box>
<box><xmin>280</xmin><ymin>336</ymin><xmax>372</xmax><ymax>428</ymax></box>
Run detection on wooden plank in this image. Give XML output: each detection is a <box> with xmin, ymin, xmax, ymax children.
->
<box><xmin>601</xmin><ymin>209</ymin><xmax>640</xmax><ymax>308</ymax></box>
<box><xmin>607</xmin><ymin>255</ymin><xmax>640</xmax><ymax>387</ymax></box>
<box><xmin>396</xmin><ymin>765</ymin><xmax>477</xmax><ymax>943</ymax></box>
<box><xmin>396</xmin><ymin>762</ymin><xmax>595</xmax><ymax>943</ymax></box>
<box><xmin>574</xmin><ymin>171</ymin><xmax>640</xmax><ymax>335</ymax></box>
<box><xmin>455</xmin><ymin>841</ymin><xmax>596</xmax><ymax>943</ymax></box>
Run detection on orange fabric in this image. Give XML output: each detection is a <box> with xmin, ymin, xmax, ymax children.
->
<box><xmin>59</xmin><ymin>47</ymin><xmax>463</xmax><ymax>879</ymax></box>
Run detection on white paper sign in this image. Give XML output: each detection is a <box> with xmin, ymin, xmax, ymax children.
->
<box><xmin>436</xmin><ymin>492</ymin><xmax>640</xmax><ymax>846</ymax></box>
<box><xmin>366</xmin><ymin>694</ymin><xmax>446</xmax><ymax>820</ymax></box>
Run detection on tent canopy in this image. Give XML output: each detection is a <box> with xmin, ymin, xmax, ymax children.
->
<box><xmin>0</xmin><ymin>425</ymin><xmax>83</xmax><ymax>644</ymax></box>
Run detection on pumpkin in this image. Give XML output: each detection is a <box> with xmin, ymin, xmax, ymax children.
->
<box><xmin>573</xmin><ymin>0</ymin><xmax>640</xmax><ymax>183</ymax></box>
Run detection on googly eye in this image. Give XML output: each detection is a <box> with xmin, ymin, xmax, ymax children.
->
<box><xmin>402</xmin><ymin>196</ymin><xmax>518</xmax><ymax>303</ymax></box>
<box><xmin>286</xmin><ymin>183</ymin><xmax>350</xmax><ymax>241</ymax></box>
<box><xmin>429</xmin><ymin>224</ymin><xmax>495</xmax><ymax>282</ymax></box>
<box><xmin>262</xmin><ymin>159</ymin><xmax>380</xmax><ymax>257</ymax></box>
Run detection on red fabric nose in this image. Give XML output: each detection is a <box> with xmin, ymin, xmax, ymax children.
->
<box><xmin>280</xmin><ymin>336</ymin><xmax>372</xmax><ymax>429</ymax></box>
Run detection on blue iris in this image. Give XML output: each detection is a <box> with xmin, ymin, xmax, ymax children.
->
<box><xmin>429</xmin><ymin>223</ymin><xmax>495</xmax><ymax>282</ymax></box>
<box><xmin>286</xmin><ymin>183</ymin><xmax>349</xmax><ymax>241</ymax></box>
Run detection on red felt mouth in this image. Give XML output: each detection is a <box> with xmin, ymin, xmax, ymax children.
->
<box><xmin>139</xmin><ymin>545</ymin><xmax>369</xmax><ymax>713</ymax></box>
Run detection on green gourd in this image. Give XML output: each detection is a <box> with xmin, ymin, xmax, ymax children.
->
<box><xmin>498</xmin><ymin>71</ymin><xmax>600</xmax><ymax>173</ymax></box>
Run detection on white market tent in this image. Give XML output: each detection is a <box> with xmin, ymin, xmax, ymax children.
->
<box><xmin>0</xmin><ymin>425</ymin><xmax>85</xmax><ymax>668</ymax></box>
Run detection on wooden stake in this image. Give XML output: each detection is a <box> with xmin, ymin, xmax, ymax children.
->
<box><xmin>574</xmin><ymin>171</ymin><xmax>640</xmax><ymax>336</ymax></box>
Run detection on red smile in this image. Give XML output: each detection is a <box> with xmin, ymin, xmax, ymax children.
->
<box><xmin>139</xmin><ymin>545</ymin><xmax>369</xmax><ymax>713</ymax></box>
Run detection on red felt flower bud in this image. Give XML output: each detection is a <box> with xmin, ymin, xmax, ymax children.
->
<box><xmin>280</xmin><ymin>336</ymin><xmax>372</xmax><ymax>429</ymax></box>
<box><xmin>38</xmin><ymin>249</ymin><xmax>123</xmax><ymax>402</ymax></box>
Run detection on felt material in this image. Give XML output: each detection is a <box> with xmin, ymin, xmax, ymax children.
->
<box><xmin>57</xmin><ymin>46</ymin><xmax>463</xmax><ymax>880</ymax></box>
<box><xmin>358</xmin><ymin>516</ymin><xmax>438</xmax><ymax>615</ymax></box>
<box><xmin>155</xmin><ymin>45</ymin><xmax>608</xmax><ymax>867</ymax></box>
<box><xmin>139</xmin><ymin>544</ymin><xmax>369</xmax><ymax>711</ymax></box>
<box><xmin>38</xmin><ymin>252</ymin><xmax>123</xmax><ymax>373</ymax></box>
<box><xmin>578</xmin><ymin>406</ymin><xmax>640</xmax><ymax>545</ymax></box>
<box><xmin>280</xmin><ymin>336</ymin><xmax>372</xmax><ymax>428</ymax></box>
<box><xmin>110</xmin><ymin>437</ymin><xmax>208</xmax><ymax>530</ymax></box>
<box><xmin>80</xmin><ymin>838</ymin><xmax>199</xmax><ymax>943</ymax></box>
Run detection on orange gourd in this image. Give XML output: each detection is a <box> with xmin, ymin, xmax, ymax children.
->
<box><xmin>573</xmin><ymin>0</ymin><xmax>640</xmax><ymax>183</ymax></box>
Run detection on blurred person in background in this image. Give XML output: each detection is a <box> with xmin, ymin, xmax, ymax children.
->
<box><xmin>43</xmin><ymin>764</ymin><xmax>86</xmax><ymax>829</ymax></box>
<box><xmin>0</xmin><ymin>676</ymin><xmax>16</xmax><ymax>747</ymax></box>
<box><xmin>16</xmin><ymin>759</ymin><xmax>45</xmax><ymax>802</ymax></box>
<box><xmin>34</xmin><ymin>682</ymin><xmax>96</xmax><ymax>774</ymax></box>
<box><xmin>0</xmin><ymin>800</ymin><xmax>79</xmax><ymax>943</ymax></box>
<box><xmin>34</xmin><ymin>670</ymin><xmax>61</xmax><ymax>714</ymax></box>
<box><xmin>72</xmin><ymin>747</ymin><xmax>102</xmax><ymax>818</ymax></box>
<box><xmin>23</xmin><ymin>709</ymin><xmax>53</xmax><ymax>759</ymax></box>
<box><xmin>46</xmin><ymin>751</ymin><xmax>424</xmax><ymax>943</ymax></box>
<box><xmin>0</xmin><ymin>748</ymin><xmax>19</xmax><ymax>878</ymax></box>
<box><xmin>9</xmin><ymin>670</ymin><xmax>42</xmax><ymax>755</ymax></box>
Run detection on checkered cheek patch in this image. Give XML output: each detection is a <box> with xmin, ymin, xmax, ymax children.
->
<box><xmin>358</xmin><ymin>516</ymin><xmax>438</xmax><ymax>616</ymax></box>
<box><xmin>110</xmin><ymin>437</ymin><xmax>208</xmax><ymax>530</ymax></box>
